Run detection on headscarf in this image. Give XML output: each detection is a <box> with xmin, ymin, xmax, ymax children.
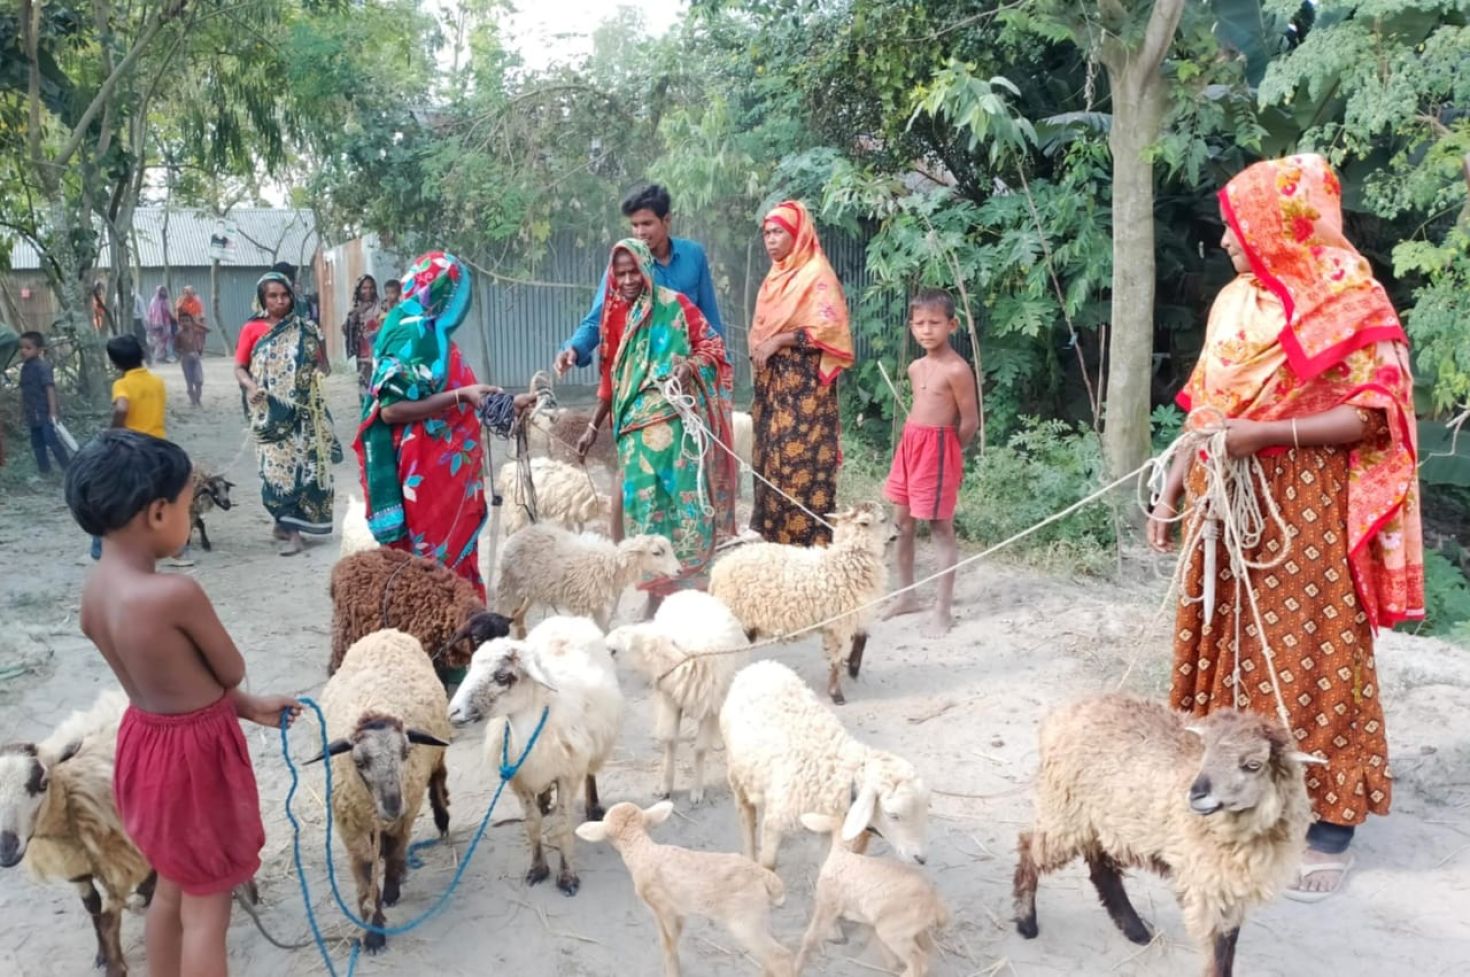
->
<box><xmin>1182</xmin><ymin>154</ymin><xmax>1422</xmax><ymax>628</ymax></box>
<box><xmin>751</xmin><ymin>200</ymin><xmax>854</xmax><ymax>384</ymax></box>
<box><xmin>148</xmin><ymin>286</ymin><xmax>172</xmax><ymax>326</ymax></box>
<box><xmin>357</xmin><ymin>251</ymin><xmax>475</xmax><ymax>544</ymax></box>
<box><xmin>177</xmin><ymin>286</ymin><xmax>203</xmax><ymax>321</ymax></box>
<box><xmin>252</xmin><ymin>271</ymin><xmax>295</xmax><ymax>320</ymax></box>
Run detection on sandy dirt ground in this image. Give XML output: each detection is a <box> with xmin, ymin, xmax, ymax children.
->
<box><xmin>2</xmin><ymin>357</ymin><xmax>1468</xmax><ymax>977</ymax></box>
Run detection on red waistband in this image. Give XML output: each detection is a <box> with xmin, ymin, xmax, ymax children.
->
<box><xmin>124</xmin><ymin>692</ymin><xmax>233</xmax><ymax>728</ymax></box>
<box><xmin>903</xmin><ymin>421</ymin><xmax>957</xmax><ymax>434</ymax></box>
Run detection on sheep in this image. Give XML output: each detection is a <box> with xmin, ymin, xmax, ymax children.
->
<box><xmin>448</xmin><ymin>615</ymin><xmax>623</xmax><ymax>896</ymax></box>
<box><xmin>606</xmin><ymin>590</ymin><xmax>748</xmax><ymax>804</ymax></box>
<box><xmin>524</xmin><ymin>405</ymin><xmax>617</xmax><ymax>472</ymax></box>
<box><xmin>316</xmin><ymin>628</ymin><xmax>453</xmax><ymax>953</ymax></box>
<box><xmin>710</xmin><ymin>502</ymin><xmax>895</xmax><ymax>704</ymax></box>
<box><xmin>731</xmin><ymin>409</ymin><xmax>752</xmax><ymax>468</ymax></box>
<box><xmin>795</xmin><ymin>811</ymin><xmax>950</xmax><ymax>977</ymax></box>
<box><xmin>720</xmin><ymin>659</ymin><xmax>930</xmax><ymax>871</ymax></box>
<box><xmin>1012</xmin><ymin>694</ymin><xmax>1314</xmax><ymax>977</ymax></box>
<box><xmin>0</xmin><ymin>691</ymin><xmax>155</xmax><ymax>977</ymax></box>
<box><xmin>493</xmin><ymin>525</ymin><xmax>680</xmax><ymax>636</ymax></box>
<box><xmin>188</xmin><ymin>469</ymin><xmax>235</xmax><ymax>551</ymax></box>
<box><xmin>576</xmin><ymin>801</ymin><xmax>794</xmax><ymax>977</ymax></box>
<box><xmin>496</xmin><ymin>456</ymin><xmax>611</xmax><ymax>537</ymax></box>
<box><xmin>330</xmin><ymin>548</ymin><xmax>512</xmax><ymax>677</ymax></box>
<box><xmin>339</xmin><ymin>494</ymin><xmax>378</xmax><ymax>559</ymax></box>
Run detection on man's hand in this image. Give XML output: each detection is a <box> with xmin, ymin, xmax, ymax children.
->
<box><xmin>554</xmin><ymin>348</ymin><xmax>578</xmax><ymax>376</ymax></box>
<box><xmin>576</xmin><ymin>424</ymin><xmax>598</xmax><ymax>460</ymax></box>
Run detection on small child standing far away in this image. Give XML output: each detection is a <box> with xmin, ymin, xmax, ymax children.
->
<box><xmin>65</xmin><ymin>430</ymin><xmax>300</xmax><ymax>977</ymax></box>
<box><xmin>18</xmin><ymin>331</ymin><xmax>71</xmax><ymax>475</ymax></box>
<box><xmin>882</xmin><ymin>288</ymin><xmax>981</xmax><ymax>637</ymax></box>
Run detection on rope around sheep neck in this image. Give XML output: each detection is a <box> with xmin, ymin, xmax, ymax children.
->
<box><xmin>279</xmin><ymin>699</ymin><xmax>550</xmax><ymax>977</ymax></box>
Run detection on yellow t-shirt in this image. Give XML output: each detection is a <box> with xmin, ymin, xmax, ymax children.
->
<box><xmin>111</xmin><ymin>368</ymin><xmax>167</xmax><ymax>438</ymax></box>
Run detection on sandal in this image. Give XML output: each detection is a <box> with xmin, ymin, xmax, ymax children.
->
<box><xmin>1284</xmin><ymin>854</ymin><xmax>1355</xmax><ymax>903</ymax></box>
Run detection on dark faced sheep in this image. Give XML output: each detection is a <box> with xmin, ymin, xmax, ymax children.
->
<box><xmin>1013</xmin><ymin>694</ymin><xmax>1314</xmax><ymax>977</ymax></box>
<box><xmin>329</xmin><ymin>548</ymin><xmax>512</xmax><ymax>677</ymax></box>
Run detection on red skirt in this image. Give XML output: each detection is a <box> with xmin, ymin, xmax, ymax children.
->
<box><xmin>114</xmin><ymin>694</ymin><xmax>264</xmax><ymax>895</ymax></box>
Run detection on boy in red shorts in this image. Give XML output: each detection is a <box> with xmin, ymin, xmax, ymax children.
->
<box><xmin>65</xmin><ymin>430</ymin><xmax>300</xmax><ymax>977</ymax></box>
<box><xmin>883</xmin><ymin>288</ymin><xmax>980</xmax><ymax>637</ymax></box>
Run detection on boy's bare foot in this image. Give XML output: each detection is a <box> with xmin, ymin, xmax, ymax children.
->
<box><xmin>920</xmin><ymin>609</ymin><xmax>953</xmax><ymax>639</ymax></box>
<box><xmin>883</xmin><ymin>596</ymin><xmax>924</xmax><ymax>620</ymax></box>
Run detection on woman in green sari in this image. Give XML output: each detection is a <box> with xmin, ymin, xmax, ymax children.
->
<box><xmin>577</xmin><ymin>239</ymin><xmax>736</xmax><ymax>596</ymax></box>
<box><xmin>234</xmin><ymin>271</ymin><xmax>342</xmax><ymax>555</ymax></box>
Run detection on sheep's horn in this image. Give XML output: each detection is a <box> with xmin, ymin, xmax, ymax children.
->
<box><xmin>306</xmin><ymin>739</ymin><xmax>353</xmax><ymax>764</ymax></box>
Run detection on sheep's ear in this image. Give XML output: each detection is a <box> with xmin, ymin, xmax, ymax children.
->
<box><xmin>842</xmin><ymin>785</ymin><xmax>878</xmax><ymax>842</ymax></box>
<box><xmin>55</xmin><ymin>739</ymin><xmax>84</xmax><ymax>765</ymax></box>
<box><xmin>308</xmin><ymin>739</ymin><xmax>354</xmax><ymax>764</ymax></box>
<box><xmin>643</xmin><ymin>801</ymin><xmax>674</xmax><ymax>826</ymax></box>
<box><xmin>800</xmin><ymin>813</ymin><xmax>836</xmax><ymax>834</ymax></box>
<box><xmin>1287</xmin><ymin>751</ymin><xmax>1328</xmax><ymax>766</ymax></box>
<box><xmin>522</xmin><ymin>652</ymin><xmax>558</xmax><ymax>693</ymax></box>
<box><xmin>575</xmin><ymin>820</ymin><xmax>609</xmax><ymax>843</ymax></box>
<box><xmin>406</xmin><ymin>729</ymin><xmax>451</xmax><ymax>749</ymax></box>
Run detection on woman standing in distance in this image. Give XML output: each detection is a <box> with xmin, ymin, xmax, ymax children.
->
<box><xmin>748</xmin><ymin>200</ymin><xmax>854</xmax><ymax>546</ymax></box>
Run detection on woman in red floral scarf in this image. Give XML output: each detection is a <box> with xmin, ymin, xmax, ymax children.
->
<box><xmin>1149</xmin><ymin>155</ymin><xmax>1422</xmax><ymax>901</ymax></box>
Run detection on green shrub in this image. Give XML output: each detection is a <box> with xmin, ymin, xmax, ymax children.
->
<box><xmin>1416</xmin><ymin>547</ymin><xmax>1470</xmax><ymax>645</ymax></box>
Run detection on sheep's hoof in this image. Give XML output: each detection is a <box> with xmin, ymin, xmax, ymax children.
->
<box><xmin>103</xmin><ymin>962</ymin><xmax>126</xmax><ymax>977</ymax></box>
<box><xmin>383</xmin><ymin>879</ymin><xmax>401</xmax><ymax>907</ymax></box>
<box><xmin>526</xmin><ymin>863</ymin><xmax>551</xmax><ymax>886</ymax></box>
<box><xmin>364</xmin><ymin>930</ymin><xmax>387</xmax><ymax>955</ymax></box>
<box><xmin>1015</xmin><ymin>915</ymin><xmax>1039</xmax><ymax>940</ymax></box>
<box><xmin>688</xmin><ymin>790</ymin><xmax>704</xmax><ymax>806</ymax></box>
<box><xmin>557</xmin><ymin>872</ymin><xmax>581</xmax><ymax>896</ymax></box>
<box><xmin>1123</xmin><ymin>920</ymin><xmax>1153</xmax><ymax>946</ymax></box>
<box><xmin>828</xmin><ymin>687</ymin><xmax>846</xmax><ymax>706</ymax></box>
<box><xmin>586</xmin><ymin>804</ymin><xmax>605</xmax><ymax>822</ymax></box>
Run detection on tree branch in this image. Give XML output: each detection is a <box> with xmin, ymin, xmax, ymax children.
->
<box><xmin>1138</xmin><ymin>0</ymin><xmax>1186</xmax><ymax>75</ymax></box>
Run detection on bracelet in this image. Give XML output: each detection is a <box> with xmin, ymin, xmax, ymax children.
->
<box><xmin>453</xmin><ymin>389</ymin><xmax>461</xmax><ymax>407</ymax></box>
<box><xmin>1290</xmin><ymin>418</ymin><xmax>1299</xmax><ymax>450</ymax></box>
<box><xmin>586</xmin><ymin>422</ymin><xmax>599</xmax><ymax>434</ymax></box>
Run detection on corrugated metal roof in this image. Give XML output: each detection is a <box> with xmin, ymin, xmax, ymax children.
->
<box><xmin>6</xmin><ymin>207</ymin><xmax>319</xmax><ymax>270</ymax></box>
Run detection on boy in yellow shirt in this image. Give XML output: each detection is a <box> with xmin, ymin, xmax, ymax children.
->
<box><xmin>107</xmin><ymin>335</ymin><xmax>167</xmax><ymax>437</ymax></box>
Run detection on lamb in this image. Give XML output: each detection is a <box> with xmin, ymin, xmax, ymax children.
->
<box><xmin>448</xmin><ymin>615</ymin><xmax>623</xmax><ymax>895</ymax></box>
<box><xmin>493</xmin><ymin>525</ymin><xmax>680</xmax><ymax>636</ymax></box>
<box><xmin>576</xmin><ymin>801</ymin><xmax>794</xmax><ymax>977</ymax></box>
<box><xmin>524</xmin><ymin>405</ymin><xmax>617</xmax><ymax>471</ymax></box>
<box><xmin>316</xmin><ymin>629</ymin><xmax>453</xmax><ymax>953</ymax></box>
<box><xmin>720</xmin><ymin>659</ymin><xmax>930</xmax><ymax>871</ymax></box>
<box><xmin>188</xmin><ymin>469</ymin><xmax>235</xmax><ymax>551</ymax></box>
<box><xmin>1012</xmin><ymin>694</ymin><xmax>1314</xmax><ymax>977</ymax></box>
<box><xmin>330</xmin><ymin>548</ymin><xmax>512</xmax><ymax>676</ymax></box>
<box><xmin>606</xmin><ymin>590</ymin><xmax>748</xmax><ymax>804</ymax></box>
<box><xmin>710</xmin><ymin>502</ymin><xmax>895</xmax><ymax>704</ymax></box>
<box><xmin>497</xmin><ymin>456</ymin><xmax>611</xmax><ymax>537</ymax></box>
<box><xmin>339</xmin><ymin>494</ymin><xmax>378</xmax><ymax>559</ymax></box>
<box><xmin>0</xmin><ymin>691</ymin><xmax>155</xmax><ymax>977</ymax></box>
<box><xmin>795</xmin><ymin>812</ymin><xmax>950</xmax><ymax>977</ymax></box>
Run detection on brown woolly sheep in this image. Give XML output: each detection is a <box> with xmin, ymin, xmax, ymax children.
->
<box><xmin>1013</xmin><ymin>694</ymin><xmax>1314</xmax><ymax>977</ymax></box>
<box><xmin>329</xmin><ymin>548</ymin><xmax>511</xmax><ymax>676</ymax></box>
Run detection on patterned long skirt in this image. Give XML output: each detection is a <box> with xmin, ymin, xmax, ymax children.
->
<box><xmin>1171</xmin><ymin>445</ymin><xmax>1391</xmax><ymax>826</ymax></box>
<box><xmin>750</xmin><ymin>345</ymin><xmax>840</xmax><ymax>547</ymax></box>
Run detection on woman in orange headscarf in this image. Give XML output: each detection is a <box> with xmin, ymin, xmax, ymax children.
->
<box><xmin>748</xmin><ymin>200</ymin><xmax>855</xmax><ymax>546</ymax></box>
<box><xmin>1149</xmin><ymin>155</ymin><xmax>1422</xmax><ymax>902</ymax></box>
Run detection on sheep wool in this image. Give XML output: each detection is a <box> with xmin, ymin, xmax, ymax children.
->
<box><xmin>720</xmin><ymin>660</ymin><xmax>930</xmax><ymax>871</ymax></box>
<box><xmin>496</xmin><ymin>457</ymin><xmax>609</xmax><ymax>537</ymax></box>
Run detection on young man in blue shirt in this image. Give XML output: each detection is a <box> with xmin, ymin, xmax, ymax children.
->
<box><xmin>553</xmin><ymin>184</ymin><xmax>724</xmax><ymax>376</ymax></box>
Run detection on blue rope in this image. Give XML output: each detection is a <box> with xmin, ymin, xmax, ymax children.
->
<box><xmin>280</xmin><ymin>698</ymin><xmax>550</xmax><ymax>976</ymax></box>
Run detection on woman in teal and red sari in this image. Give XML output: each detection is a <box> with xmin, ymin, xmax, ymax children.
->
<box><xmin>354</xmin><ymin>251</ymin><xmax>499</xmax><ymax>597</ymax></box>
<box><xmin>577</xmin><ymin>238</ymin><xmax>736</xmax><ymax>599</ymax></box>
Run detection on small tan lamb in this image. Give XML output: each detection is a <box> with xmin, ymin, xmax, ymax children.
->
<box><xmin>576</xmin><ymin>801</ymin><xmax>794</xmax><ymax>977</ymax></box>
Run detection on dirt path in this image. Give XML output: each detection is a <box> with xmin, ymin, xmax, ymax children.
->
<box><xmin>2</xmin><ymin>357</ymin><xmax>1468</xmax><ymax>977</ymax></box>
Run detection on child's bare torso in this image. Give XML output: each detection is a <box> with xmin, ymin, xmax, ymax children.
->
<box><xmin>80</xmin><ymin>561</ymin><xmax>227</xmax><ymax>715</ymax></box>
<box><xmin>907</xmin><ymin>350</ymin><xmax>969</xmax><ymax>427</ymax></box>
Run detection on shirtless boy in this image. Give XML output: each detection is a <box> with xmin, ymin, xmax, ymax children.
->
<box><xmin>882</xmin><ymin>288</ymin><xmax>981</xmax><ymax>637</ymax></box>
<box><xmin>65</xmin><ymin>430</ymin><xmax>299</xmax><ymax>977</ymax></box>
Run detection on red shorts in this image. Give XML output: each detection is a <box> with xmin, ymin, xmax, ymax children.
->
<box><xmin>884</xmin><ymin>422</ymin><xmax>962</xmax><ymax>521</ymax></box>
<box><xmin>114</xmin><ymin>694</ymin><xmax>264</xmax><ymax>895</ymax></box>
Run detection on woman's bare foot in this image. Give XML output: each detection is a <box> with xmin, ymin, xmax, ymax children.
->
<box><xmin>883</xmin><ymin>596</ymin><xmax>924</xmax><ymax>620</ymax></box>
<box><xmin>1285</xmin><ymin>848</ymin><xmax>1354</xmax><ymax>901</ymax></box>
<box><xmin>278</xmin><ymin>534</ymin><xmax>304</xmax><ymax>556</ymax></box>
<box><xmin>272</xmin><ymin>525</ymin><xmax>290</xmax><ymax>541</ymax></box>
<box><xmin>920</xmin><ymin>609</ymin><xmax>953</xmax><ymax>639</ymax></box>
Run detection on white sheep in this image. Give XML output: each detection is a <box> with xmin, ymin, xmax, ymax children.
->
<box><xmin>317</xmin><ymin>629</ymin><xmax>453</xmax><ymax>953</ymax></box>
<box><xmin>719</xmin><ymin>659</ymin><xmax>930</xmax><ymax>871</ymax></box>
<box><xmin>448</xmin><ymin>615</ymin><xmax>623</xmax><ymax>895</ymax></box>
<box><xmin>576</xmin><ymin>801</ymin><xmax>794</xmax><ymax>977</ymax></box>
<box><xmin>0</xmin><ymin>691</ymin><xmax>154</xmax><ymax>977</ymax></box>
<box><xmin>339</xmin><ymin>494</ymin><xmax>379</xmax><ymax>559</ymax></box>
<box><xmin>709</xmin><ymin>502</ymin><xmax>894</xmax><ymax>704</ymax></box>
<box><xmin>606</xmin><ymin>591</ymin><xmax>749</xmax><ymax>804</ymax></box>
<box><xmin>732</xmin><ymin>409</ymin><xmax>752</xmax><ymax>468</ymax></box>
<box><xmin>494</xmin><ymin>525</ymin><xmax>680</xmax><ymax>636</ymax></box>
<box><xmin>496</xmin><ymin>457</ymin><xmax>612</xmax><ymax>537</ymax></box>
<box><xmin>796</xmin><ymin>811</ymin><xmax>950</xmax><ymax>977</ymax></box>
<box><xmin>1012</xmin><ymin>694</ymin><xmax>1314</xmax><ymax>977</ymax></box>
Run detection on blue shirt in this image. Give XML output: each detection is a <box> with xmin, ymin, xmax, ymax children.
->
<box><xmin>562</xmin><ymin>236</ymin><xmax>724</xmax><ymax>367</ymax></box>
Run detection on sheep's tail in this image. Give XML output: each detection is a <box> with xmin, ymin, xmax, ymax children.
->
<box><xmin>760</xmin><ymin>867</ymin><xmax>785</xmax><ymax>907</ymax></box>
